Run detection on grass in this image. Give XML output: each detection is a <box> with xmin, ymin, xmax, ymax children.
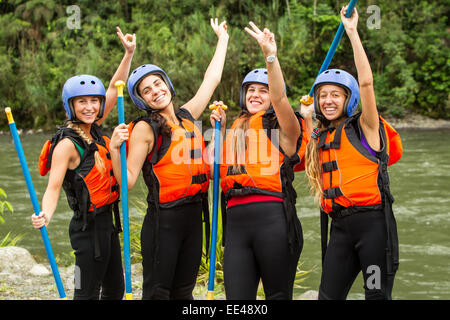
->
<box><xmin>0</xmin><ymin>232</ymin><xmax>24</xmax><ymax>247</ymax></box>
<box><xmin>0</xmin><ymin>188</ymin><xmax>23</xmax><ymax>248</ymax></box>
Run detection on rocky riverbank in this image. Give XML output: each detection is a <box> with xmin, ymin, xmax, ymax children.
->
<box><xmin>0</xmin><ymin>246</ymin><xmax>318</xmax><ymax>300</ymax></box>
<box><xmin>382</xmin><ymin>114</ymin><xmax>450</xmax><ymax>130</ymax></box>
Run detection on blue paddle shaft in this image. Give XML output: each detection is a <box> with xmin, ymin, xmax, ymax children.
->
<box><xmin>208</xmin><ymin>119</ymin><xmax>221</xmax><ymax>291</ymax></box>
<box><xmin>8</xmin><ymin>121</ymin><xmax>66</xmax><ymax>299</ymax></box>
<box><xmin>117</xmin><ymin>96</ymin><xmax>132</xmax><ymax>296</ymax></box>
<box><xmin>308</xmin><ymin>0</ymin><xmax>358</xmax><ymax>97</ymax></box>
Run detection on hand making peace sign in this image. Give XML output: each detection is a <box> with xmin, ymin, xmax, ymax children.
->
<box><xmin>244</xmin><ymin>21</ymin><xmax>277</xmax><ymax>58</ymax></box>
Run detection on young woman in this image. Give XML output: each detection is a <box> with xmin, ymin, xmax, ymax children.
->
<box><xmin>209</xmin><ymin>22</ymin><xmax>308</xmax><ymax>300</ymax></box>
<box><xmin>303</xmin><ymin>7</ymin><xmax>403</xmax><ymax>300</ymax></box>
<box><xmin>109</xmin><ymin>18</ymin><xmax>228</xmax><ymax>300</ymax></box>
<box><xmin>31</xmin><ymin>27</ymin><xmax>136</xmax><ymax>300</ymax></box>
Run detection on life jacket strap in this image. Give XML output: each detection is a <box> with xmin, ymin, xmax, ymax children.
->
<box><xmin>317</xmin><ymin>119</ymin><xmax>348</xmax><ymax>150</ymax></box>
<box><xmin>226</xmin><ymin>166</ymin><xmax>247</xmax><ymax>176</ymax></box>
<box><xmin>322</xmin><ymin>160</ymin><xmax>338</xmax><ymax>172</ymax></box>
<box><xmin>191</xmin><ymin>173</ymin><xmax>208</xmax><ymax>184</ymax></box>
<box><xmin>184</xmin><ymin>131</ymin><xmax>196</xmax><ymax>138</ymax></box>
<box><xmin>323</xmin><ymin>187</ymin><xmax>343</xmax><ymax>199</ymax></box>
<box><xmin>190</xmin><ymin>148</ymin><xmax>203</xmax><ymax>159</ymax></box>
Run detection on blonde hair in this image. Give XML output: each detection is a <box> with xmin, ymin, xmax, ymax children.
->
<box><xmin>66</xmin><ymin>121</ymin><xmax>106</xmax><ymax>174</ymax></box>
<box><xmin>230</xmin><ymin>112</ymin><xmax>251</xmax><ymax>173</ymax></box>
<box><xmin>304</xmin><ymin>122</ymin><xmax>325</xmax><ymax>206</ymax></box>
<box><xmin>228</xmin><ymin>110</ymin><xmax>278</xmax><ymax>173</ymax></box>
<box><xmin>305</xmin><ymin>84</ymin><xmax>348</xmax><ymax>206</ymax></box>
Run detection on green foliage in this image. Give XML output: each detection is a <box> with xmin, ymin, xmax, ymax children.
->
<box><xmin>0</xmin><ymin>232</ymin><xmax>24</xmax><ymax>247</ymax></box>
<box><xmin>0</xmin><ymin>0</ymin><xmax>448</xmax><ymax>131</ymax></box>
<box><xmin>0</xmin><ymin>187</ymin><xmax>21</xmax><ymax>247</ymax></box>
<box><xmin>0</xmin><ymin>187</ymin><xmax>14</xmax><ymax>224</ymax></box>
<box><xmin>55</xmin><ymin>250</ymin><xmax>76</xmax><ymax>267</ymax></box>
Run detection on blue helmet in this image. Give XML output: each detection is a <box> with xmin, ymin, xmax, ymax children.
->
<box><xmin>240</xmin><ymin>68</ymin><xmax>269</xmax><ymax>110</ymax></box>
<box><xmin>312</xmin><ymin>69</ymin><xmax>360</xmax><ymax>121</ymax></box>
<box><xmin>62</xmin><ymin>75</ymin><xmax>106</xmax><ymax>121</ymax></box>
<box><xmin>127</xmin><ymin>64</ymin><xmax>175</xmax><ymax>111</ymax></box>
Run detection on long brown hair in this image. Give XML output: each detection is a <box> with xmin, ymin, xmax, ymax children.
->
<box><xmin>304</xmin><ymin>122</ymin><xmax>325</xmax><ymax>205</ymax></box>
<box><xmin>66</xmin><ymin>121</ymin><xmax>106</xmax><ymax>174</ymax></box>
<box><xmin>147</xmin><ymin>111</ymin><xmax>172</xmax><ymax>136</ymax></box>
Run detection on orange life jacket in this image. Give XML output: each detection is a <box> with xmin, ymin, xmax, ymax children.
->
<box><xmin>219</xmin><ymin>108</ymin><xmax>305</xmax><ymax>250</ymax></box>
<box><xmin>220</xmin><ymin>108</ymin><xmax>306</xmax><ymax>199</ymax></box>
<box><xmin>318</xmin><ymin>114</ymin><xmax>403</xmax><ymax>215</ymax></box>
<box><xmin>38</xmin><ymin>124</ymin><xmax>120</xmax><ymax>231</ymax></box>
<box><xmin>131</xmin><ymin>109</ymin><xmax>210</xmax><ymax>208</ymax></box>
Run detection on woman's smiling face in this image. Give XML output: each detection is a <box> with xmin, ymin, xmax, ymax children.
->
<box><xmin>72</xmin><ymin>95</ymin><xmax>101</xmax><ymax>123</ymax></box>
<box><xmin>138</xmin><ymin>74</ymin><xmax>172</xmax><ymax>110</ymax></box>
<box><xmin>318</xmin><ymin>84</ymin><xmax>348</xmax><ymax>121</ymax></box>
<box><xmin>245</xmin><ymin>83</ymin><xmax>271</xmax><ymax>114</ymax></box>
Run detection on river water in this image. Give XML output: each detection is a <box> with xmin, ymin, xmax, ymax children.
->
<box><xmin>0</xmin><ymin>129</ymin><xmax>448</xmax><ymax>300</ymax></box>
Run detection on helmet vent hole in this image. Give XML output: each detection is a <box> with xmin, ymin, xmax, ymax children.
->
<box><xmin>335</xmin><ymin>71</ymin><xmax>341</xmax><ymax>74</ymax></box>
<box><xmin>325</xmin><ymin>71</ymin><xmax>329</xmax><ymax>74</ymax></box>
<box><xmin>80</xmin><ymin>81</ymin><xmax>85</xmax><ymax>85</ymax></box>
<box><xmin>91</xmin><ymin>80</ymin><xmax>96</xmax><ymax>84</ymax></box>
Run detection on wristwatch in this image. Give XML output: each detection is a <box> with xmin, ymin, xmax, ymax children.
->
<box><xmin>266</xmin><ymin>55</ymin><xmax>276</xmax><ymax>63</ymax></box>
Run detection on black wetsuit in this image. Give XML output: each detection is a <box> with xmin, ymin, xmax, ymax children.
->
<box><xmin>319</xmin><ymin>209</ymin><xmax>394</xmax><ymax>300</ymax></box>
<box><xmin>69</xmin><ymin>206</ymin><xmax>124</xmax><ymax>300</ymax></box>
<box><xmin>223</xmin><ymin>201</ymin><xmax>302</xmax><ymax>300</ymax></box>
<box><xmin>140</xmin><ymin>201</ymin><xmax>203</xmax><ymax>300</ymax></box>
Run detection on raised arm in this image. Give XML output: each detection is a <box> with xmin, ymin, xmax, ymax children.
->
<box><xmin>341</xmin><ymin>7</ymin><xmax>380</xmax><ymax>150</ymax></box>
<box><xmin>245</xmin><ymin>22</ymin><xmax>300</xmax><ymax>155</ymax></box>
<box><xmin>97</xmin><ymin>27</ymin><xmax>136</xmax><ymax>125</ymax></box>
<box><xmin>182</xmin><ymin>18</ymin><xmax>229</xmax><ymax>120</ymax></box>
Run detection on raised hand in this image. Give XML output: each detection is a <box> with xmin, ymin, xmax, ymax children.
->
<box><xmin>244</xmin><ymin>21</ymin><xmax>276</xmax><ymax>58</ymax></box>
<box><xmin>210</xmin><ymin>18</ymin><xmax>228</xmax><ymax>40</ymax></box>
<box><xmin>116</xmin><ymin>26</ymin><xmax>136</xmax><ymax>55</ymax></box>
<box><xmin>299</xmin><ymin>95</ymin><xmax>315</xmax><ymax>120</ymax></box>
<box><xmin>341</xmin><ymin>6</ymin><xmax>359</xmax><ymax>33</ymax></box>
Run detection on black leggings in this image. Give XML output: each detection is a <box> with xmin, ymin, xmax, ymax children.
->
<box><xmin>319</xmin><ymin>209</ymin><xmax>394</xmax><ymax>300</ymax></box>
<box><xmin>69</xmin><ymin>211</ymin><xmax>124</xmax><ymax>300</ymax></box>
<box><xmin>223</xmin><ymin>201</ymin><xmax>302</xmax><ymax>300</ymax></box>
<box><xmin>141</xmin><ymin>201</ymin><xmax>203</xmax><ymax>300</ymax></box>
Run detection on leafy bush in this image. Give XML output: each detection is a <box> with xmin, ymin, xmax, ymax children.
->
<box><xmin>0</xmin><ymin>1</ymin><xmax>448</xmax><ymax>131</ymax></box>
